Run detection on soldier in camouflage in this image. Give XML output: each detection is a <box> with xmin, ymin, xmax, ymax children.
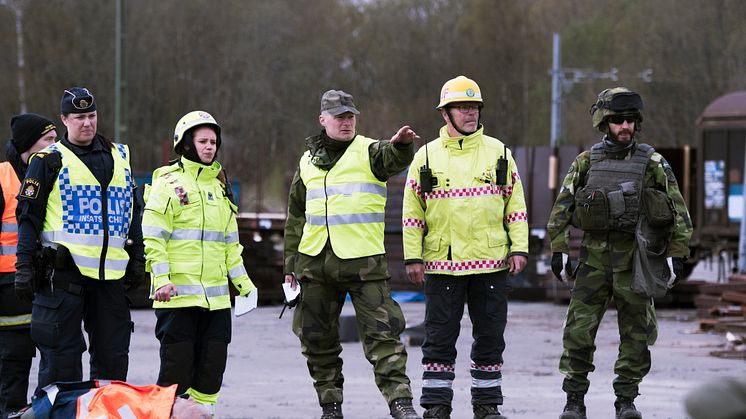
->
<box><xmin>547</xmin><ymin>87</ymin><xmax>693</xmax><ymax>419</ymax></box>
<box><xmin>283</xmin><ymin>89</ymin><xmax>421</xmax><ymax>419</ymax></box>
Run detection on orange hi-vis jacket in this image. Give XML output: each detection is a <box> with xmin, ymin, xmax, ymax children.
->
<box><xmin>0</xmin><ymin>162</ymin><xmax>20</xmax><ymax>273</ymax></box>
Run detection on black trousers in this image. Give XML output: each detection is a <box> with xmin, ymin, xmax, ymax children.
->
<box><xmin>154</xmin><ymin>307</ymin><xmax>231</xmax><ymax>398</ymax></box>
<box><xmin>0</xmin><ymin>283</ymin><xmax>35</xmax><ymax>416</ymax></box>
<box><xmin>420</xmin><ymin>271</ymin><xmax>508</xmax><ymax>408</ymax></box>
<box><xmin>30</xmin><ymin>272</ymin><xmax>132</xmax><ymax>396</ymax></box>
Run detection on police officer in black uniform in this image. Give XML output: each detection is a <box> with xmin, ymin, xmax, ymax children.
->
<box><xmin>14</xmin><ymin>87</ymin><xmax>144</xmax><ymax>396</ymax></box>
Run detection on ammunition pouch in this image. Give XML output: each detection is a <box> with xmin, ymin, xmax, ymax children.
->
<box><xmin>643</xmin><ymin>187</ymin><xmax>675</xmax><ymax>227</ymax></box>
<box><xmin>574</xmin><ymin>186</ymin><xmax>609</xmax><ymax>232</ymax></box>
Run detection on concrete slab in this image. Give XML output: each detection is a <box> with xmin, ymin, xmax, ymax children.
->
<box><xmin>24</xmin><ymin>301</ymin><xmax>737</xmax><ymax>418</ymax></box>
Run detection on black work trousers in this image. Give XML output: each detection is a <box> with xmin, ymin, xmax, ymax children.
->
<box><xmin>0</xmin><ymin>283</ymin><xmax>35</xmax><ymax>416</ymax></box>
<box><xmin>30</xmin><ymin>270</ymin><xmax>132</xmax><ymax>397</ymax></box>
<box><xmin>420</xmin><ymin>271</ymin><xmax>508</xmax><ymax>408</ymax></box>
<box><xmin>154</xmin><ymin>307</ymin><xmax>231</xmax><ymax>400</ymax></box>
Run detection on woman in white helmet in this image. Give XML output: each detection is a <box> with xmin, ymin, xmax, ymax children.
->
<box><xmin>142</xmin><ymin>111</ymin><xmax>256</xmax><ymax>414</ymax></box>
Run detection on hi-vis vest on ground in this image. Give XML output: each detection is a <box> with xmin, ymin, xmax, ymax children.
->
<box><xmin>298</xmin><ymin>136</ymin><xmax>386</xmax><ymax>259</ymax></box>
<box><xmin>31</xmin><ymin>380</ymin><xmax>177</xmax><ymax>419</ymax></box>
<box><xmin>0</xmin><ymin>162</ymin><xmax>20</xmax><ymax>273</ymax></box>
<box><xmin>40</xmin><ymin>142</ymin><xmax>133</xmax><ymax>280</ymax></box>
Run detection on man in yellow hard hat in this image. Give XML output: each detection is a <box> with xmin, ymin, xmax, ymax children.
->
<box><xmin>402</xmin><ymin>76</ymin><xmax>529</xmax><ymax>419</ymax></box>
<box><xmin>284</xmin><ymin>89</ymin><xmax>421</xmax><ymax>419</ymax></box>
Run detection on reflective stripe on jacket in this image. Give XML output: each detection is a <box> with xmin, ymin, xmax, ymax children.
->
<box><xmin>402</xmin><ymin>126</ymin><xmax>529</xmax><ymax>275</ymax></box>
<box><xmin>0</xmin><ymin>162</ymin><xmax>20</xmax><ymax>272</ymax></box>
<box><xmin>41</xmin><ymin>142</ymin><xmax>133</xmax><ymax>280</ymax></box>
<box><xmin>143</xmin><ymin>157</ymin><xmax>255</xmax><ymax>310</ymax></box>
<box><xmin>298</xmin><ymin>135</ymin><xmax>386</xmax><ymax>259</ymax></box>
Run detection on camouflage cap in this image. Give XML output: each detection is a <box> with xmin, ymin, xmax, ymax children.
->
<box><xmin>320</xmin><ymin>90</ymin><xmax>360</xmax><ymax>116</ymax></box>
<box><xmin>590</xmin><ymin>87</ymin><xmax>643</xmax><ymax>129</ymax></box>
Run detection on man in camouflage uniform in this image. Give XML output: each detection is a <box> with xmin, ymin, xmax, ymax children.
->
<box><xmin>547</xmin><ymin>87</ymin><xmax>692</xmax><ymax>419</ymax></box>
<box><xmin>283</xmin><ymin>89</ymin><xmax>421</xmax><ymax>419</ymax></box>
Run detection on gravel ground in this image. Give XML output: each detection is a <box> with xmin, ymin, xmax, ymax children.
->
<box><xmin>24</xmin><ymin>300</ymin><xmax>738</xmax><ymax>419</ymax></box>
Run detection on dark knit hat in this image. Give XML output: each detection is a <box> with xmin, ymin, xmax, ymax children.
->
<box><xmin>10</xmin><ymin>113</ymin><xmax>56</xmax><ymax>154</ymax></box>
<box><xmin>60</xmin><ymin>87</ymin><xmax>96</xmax><ymax>114</ymax></box>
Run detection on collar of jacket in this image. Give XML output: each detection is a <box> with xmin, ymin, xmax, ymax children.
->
<box><xmin>602</xmin><ymin>135</ymin><xmax>636</xmax><ymax>159</ymax></box>
<box><xmin>178</xmin><ymin>156</ymin><xmax>222</xmax><ymax>179</ymax></box>
<box><xmin>305</xmin><ymin>130</ymin><xmax>354</xmax><ymax>170</ymax></box>
<box><xmin>438</xmin><ymin>124</ymin><xmax>484</xmax><ymax>150</ymax></box>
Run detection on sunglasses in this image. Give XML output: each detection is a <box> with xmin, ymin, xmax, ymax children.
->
<box><xmin>607</xmin><ymin>114</ymin><xmax>637</xmax><ymax>125</ymax></box>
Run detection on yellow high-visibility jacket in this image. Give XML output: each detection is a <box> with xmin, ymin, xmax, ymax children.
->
<box><xmin>402</xmin><ymin>126</ymin><xmax>529</xmax><ymax>275</ymax></box>
<box><xmin>142</xmin><ymin>157</ymin><xmax>255</xmax><ymax>310</ymax></box>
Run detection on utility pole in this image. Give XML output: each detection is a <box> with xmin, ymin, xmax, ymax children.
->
<box><xmin>2</xmin><ymin>0</ymin><xmax>28</xmax><ymax>113</ymax></box>
<box><xmin>547</xmin><ymin>32</ymin><xmax>653</xmax><ymax>192</ymax></box>
<box><xmin>114</xmin><ymin>0</ymin><xmax>126</xmax><ymax>143</ymax></box>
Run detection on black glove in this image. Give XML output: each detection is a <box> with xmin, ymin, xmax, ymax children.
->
<box><xmin>14</xmin><ymin>262</ymin><xmax>35</xmax><ymax>302</ymax></box>
<box><xmin>551</xmin><ymin>252</ymin><xmax>572</xmax><ymax>282</ymax></box>
<box><xmin>124</xmin><ymin>258</ymin><xmax>146</xmax><ymax>291</ymax></box>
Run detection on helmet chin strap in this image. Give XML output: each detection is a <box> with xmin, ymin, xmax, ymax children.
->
<box><xmin>445</xmin><ymin>108</ymin><xmax>480</xmax><ymax>136</ymax></box>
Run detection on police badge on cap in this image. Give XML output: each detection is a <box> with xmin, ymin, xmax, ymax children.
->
<box><xmin>60</xmin><ymin>87</ymin><xmax>97</xmax><ymax>114</ymax></box>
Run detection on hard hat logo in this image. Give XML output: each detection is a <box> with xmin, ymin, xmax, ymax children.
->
<box><xmin>437</xmin><ymin>75</ymin><xmax>483</xmax><ymax>109</ymax></box>
<box><xmin>197</xmin><ymin>111</ymin><xmax>212</xmax><ymax>119</ymax></box>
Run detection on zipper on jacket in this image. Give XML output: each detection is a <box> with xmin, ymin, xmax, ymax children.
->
<box><xmin>100</xmin><ymin>185</ymin><xmax>110</xmax><ymax>281</ymax></box>
<box><xmin>196</xmin><ymin>167</ymin><xmax>210</xmax><ymax>309</ymax></box>
<box><xmin>323</xmin><ymin>170</ymin><xmax>331</xmax><ymax>239</ymax></box>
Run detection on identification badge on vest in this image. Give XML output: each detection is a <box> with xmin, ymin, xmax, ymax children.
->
<box><xmin>175</xmin><ymin>186</ymin><xmax>189</xmax><ymax>206</ymax></box>
<box><xmin>20</xmin><ymin>178</ymin><xmax>41</xmax><ymax>199</ymax></box>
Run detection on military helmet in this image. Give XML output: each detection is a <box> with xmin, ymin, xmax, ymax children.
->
<box><xmin>173</xmin><ymin>110</ymin><xmax>221</xmax><ymax>153</ymax></box>
<box><xmin>437</xmin><ymin>75</ymin><xmax>483</xmax><ymax>109</ymax></box>
<box><xmin>590</xmin><ymin>87</ymin><xmax>644</xmax><ymax>130</ymax></box>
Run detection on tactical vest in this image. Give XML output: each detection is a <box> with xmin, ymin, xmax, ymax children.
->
<box><xmin>0</xmin><ymin>162</ymin><xmax>20</xmax><ymax>273</ymax></box>
<box><xmin>298</xmin><ymin>135</ymin><xmax>386</xmax><ymax>259</ymax></box>
<box><xmin>41</xmin><ymin>142</ymin><xmax>134</xmax><ymax>280</ymax></box>
<box><xmin>574</xmin><ymin>142</ymin><xmax>653</xmax><ymax>233</ymax></box>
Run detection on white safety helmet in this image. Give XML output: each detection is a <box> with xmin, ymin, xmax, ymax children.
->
<box><xmin>173</xmin><ymin>111</ymin><xmax>221</xmax><ymax>153</ymax></box>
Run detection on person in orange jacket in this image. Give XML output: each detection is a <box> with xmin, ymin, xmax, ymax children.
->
<box><xmin>0</xmin><ymin>113</ymin><xmax>57</xmax><ymax>419</ymax></box>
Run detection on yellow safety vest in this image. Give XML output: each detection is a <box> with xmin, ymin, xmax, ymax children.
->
<box><xmin>298</xmin><ymin>135</ymin><xmax>386</xmax><ymax>259</ymax></box>
<box><xmin>41</xmin><ymin>142</ymin><xmax>134</xmax><ymax>280</ymax></box>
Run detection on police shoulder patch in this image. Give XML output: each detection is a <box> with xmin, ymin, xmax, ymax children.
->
<box><xmin>20</xmin><ymin>178</ymin><xmax>41</xmax><ymax>199</ymax></box>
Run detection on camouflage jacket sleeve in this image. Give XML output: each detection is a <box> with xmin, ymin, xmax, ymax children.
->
<box><xmin>283</xmin><ymin>167</ymin><xmax>306</xmax><ymax>274</ymax></box>
<box><xmin>369</xmin><ymin>140</ymin><xmax>415</xmax><ymax>181</ymax></box>
<box><xmin>650</xmin><ymin>153</ymin><xmax>693</xmax><ymax>258</ymax></box>
<box><xmin>547</xmin><ymin>152</ymin><xmax>589</xmax><ymax>254</ymax></box>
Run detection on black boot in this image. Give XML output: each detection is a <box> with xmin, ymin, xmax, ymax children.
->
<box><xmin>389</xmin><ymin>398</ymin><xmax>421</xmax><ymax>419</ymax></box>
<box><xmin>473</xmin><ymin>404</ymin><xmax>507</xmax><ymax>419</ymax></box>
<box><xmin>423</xmin><ymin>405</ymin><xmax>451</xmax><ymax>419</ymax></box>
<box><xmin>320</xmin><ymin>401</ymin><xmax>343</xmax><ymax>419</ymax></box>
<box><xmin>615</xmin><ymin>397</ymin><xmax>642</xmax><ymax>419</ymax></box>
<box><xmin>559</xmin><ymin>393</ymin><xmax>586</xmax><ymax>419</ymax></box>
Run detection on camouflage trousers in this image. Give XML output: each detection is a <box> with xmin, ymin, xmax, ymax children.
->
<box><xmin>559</xmin><ymin>263</ymin><xmax>658</xmax><ymax>399</ymax></box>
<box><xmin>292</xmin><ymin>249</ymin><xmax>413</xmax><ymax>406</ymax></box>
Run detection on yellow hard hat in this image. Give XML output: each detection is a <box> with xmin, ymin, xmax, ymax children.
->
<box><xmin>436</xmin><ymin>75</ymin><xmax>483</xmax><ymax>109</ymax></box>
<box><xmin>173</xmin><ymin>110</ymin><xmax>221</xmax><ymax>152</ymax></box>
